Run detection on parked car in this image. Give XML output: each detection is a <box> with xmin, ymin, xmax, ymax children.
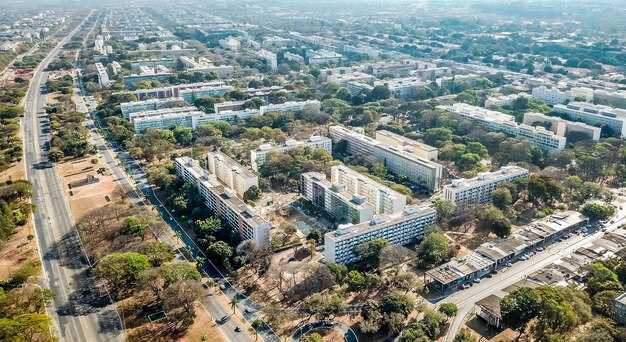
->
<box><xmin>219</xmin><ymin>284</ymin><xmax>226</xmax><ymax>290</ymax></box>
<box><xmin>473</xmin><ymin>278</ymin><xmax>481</xmax><ymax>284</ymax></box>
<box><xmin>235</xmin><ymin>326</ymin><xmax>242</xmax><ymax>332</ymax></box>
<box><xmin>536</xmin><ymin>247</ymin><xmax>544</xmax><ymax>251</ymax></box>
<box><xmin>490</xmin><ymin>269</ymin><xmax>499</xmax><ymax>274</ymax></box>
<box><xmin>485</xmin><ymin>274</ymin><xmax>493</xmax><ymax>278</ymax></box>
<box><xmin>505</xmin><ymin>263</ymin><xmax>513</xmax><ymax>267</ymax></box>
<box><xmin>520</xmin><ymin>256</ymin><xmax>528</xmax><ymax>261</ymax></box>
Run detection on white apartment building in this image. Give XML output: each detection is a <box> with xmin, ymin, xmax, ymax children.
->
<box><xmin>318</xmin><ymin>66</ymin><xmax>365</xmax><ymax>82</ymax></box>
<box><xmin>95</xmin><ymin>62</ymin><xmax>110</xmax><ymax>86</ymax></box>
<box><xmin>251</xmin><ymin>136</ymin><xmax>332</xmax><ymax>171</ymax></box>
<box><xmin>307</xmin><ymin>50</ymin><xmax>343</xmax><ymax>65</ymax></box>
<box><xmin>284</xmin><ymin>52</ymin><xmax>304</xmax><ymax>63</ymax></box>
<box><xmin>324</xmin><ymin>205</ymin><xmax>436</xmax><ymax>264</ymax></box>
<box><xmin>484</xmin><ymin>93</ymin><xmax>531</xmax><ymax>109</ymax></box>
<box><xmin>373</xmin><ymin>144</ymin><xmax>443</xmax><ymax>191</ymax></box>
<box><xmin>342</xmin><ymin>44</ymin><xmax>381</xmax><ymax>59</ymax></box>
<box><xmin>374</xmin><ymin>77</ymin><xmax>429</xmax><ymax>99</ymax></box>
<box><xmin>553</xmin><ymin>102</ymin><xmax>626</xmax><ymax>139</ymax></box>
<box><xmin>110</xmin><ymin>61</ymin><xmax>122</xmax><ymax>75</ymax></box>
<box><xmin>121</xmin><ymin>98</ymin><xmax>186</xmax><ymax>119</ymax></box>
<box><xmin>128</xmin><ymin>106</ymin><xmax>205</xmax><ymax>132</ymax></box>
<box><xmin>206</xmin><ymin>151</ymin><xmax>258</xmax><ymax>197</ymax></box>
<box><xmin>259</xmin><ymin>100</ymin><xmax>321</xmax><ymax>114</ymax></box>
<box><xmin>331</xmin><ymin>165</ymin><xmax>406</xmax><ymax>215</ymax></box>
<box><xmin>571</xmin><ymin>87</ymin><xmax>626</xmax><ymax>110</ymax></box>
<box><xmin>329</xmin><ymin>125</ymin><xmax>378</xmax><ymax>155</ymax></box>
<box><xmin>438</xmin><ymin>103</ymin><xmax>567</xmax><ymax>151</ymax></box>
<box><xmin>256</xmin><ymin>49</ymin><xmax>278</xmax><ymax>70</ymax></box>
<box><xmin>301</xmin><ymin>172</ymin><xmax>375</xmax><ymax>225</ymax></box>
<box><xmin>443</xmin><ymin>166</ymin><xmax>529</xmax><ymax>208</ymax></box>
<box><xmin>126</xmin><ymin>81</ymin><xmax>229</xmax><ymax>101</ymax></box>
<box><xmin>523</xmin><ymin>112</ymin><xmax>601</xmax><ymax>141</ymax></box>
<box><xmin>531</xmin><ymin>86</ymin><xmax>574</xmax><ymax>105</ymax></box>
<box><xmin>178</xmin><ymin>84</ymin><xmax>232</xmax><ymax>103</ymax></box>
<box><xmin>175</xmin><ymin>157</ymin><xmax>269</xmax><ymax>244</ymax></box>
<box><xmin>218</xmin><ymin>37</ymin><xmax>240</xmax><ymax>51</ymax></box>
<box><xmin>375</xmin><ymin>130</ymin><xmax>438</xmax><ymax>161</ymax></box>
<box><xmin>326</xmin><ymin>72</ymin><xmax>376</xmax><ymax>86</ymax></box>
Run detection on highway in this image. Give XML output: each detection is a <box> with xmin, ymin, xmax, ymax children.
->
<box><xmin>444</xmin><ymin>204</ymin><xmax>626</xmax><ymax>341</ymax></box>
<box><xmin>22</xmin><ymin>10</ymin><xmax>124</xmax><ymax>342</ymax></box>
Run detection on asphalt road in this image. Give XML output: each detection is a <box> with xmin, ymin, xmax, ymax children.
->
<box><xmin>443</xmin><ymin>206</ymin><xmax>626</xmax><ymax>341</ymax></box>
<box><xmin>22</xmin><ymin>10</ymin><xmax>124</xmax><ymax>342</ymax></box>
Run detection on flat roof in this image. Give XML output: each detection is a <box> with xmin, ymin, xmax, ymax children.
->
<box><xmin>425</xmin><ymin>252</ymin><xmax>494</xmax><ymax>285</ymax></box>
<box><xmin>207</xmin><ymin>151</ymin><xmax>257</xmax><ymax>179</ymax></box>
<box><xmin>375</xmin><ymin>130</ymin><xmax>438</xmax><ymax>152</ymax></box>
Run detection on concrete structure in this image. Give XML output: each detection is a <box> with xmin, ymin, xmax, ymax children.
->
<box><xmin>374</xmin><ymin>77</ymin><xmax>428</xmax><ymax>99</ymax></box>
<box><xmin>110</xmin><ymin>61</ymin><xmax>122</xmax><ymax>75</ymax></box>
<box><xmin>206</xmin><ymin>151</ymin><xmax>258</xmax><ymax>197</ymax></box>
<box><xmin>179</xmin><ymin>56</ymin><xmax>235</xmax><ymax>78</ymax></box>
<box><xmin>375</xmin><ymin>130</ymin><xmax>438</xmax><ymax>161</ymax></box>
<box><xmin>123</xmin><ymin>69</ymin><xmax>172</xmax><ymax>86</ymax></box>
<box><xmin>130</xmin><ymin>58</ymin><xmax>176</xmax><ymax>72</ymax></box>
<box><xmin>284</xmin><ymin>52</ymin><xmax>304</xmax><ymax>63</ymax></box>
<box><xmin>128</xmin><ymin>106</ymin><xmax>206</xmax><ymax>133</ymax></box>
<box><xmin>318</xmin><ymin>66</ymin><xmax>364</xmax><ymax>82</ymax></box>
<box><xmin>572</xmin><ymin>87</ymin><xmax>626</xmax><ymax>110</ymax></box>
<box><xmin>531</xmin><ymin>86</ymin><xmax>574</xmax><ymax>105</ymax></box>
<box><xmin>251</xmin><ymin>136</ymin><xmax>332</xmax><ymax>171</ymax></box>
<box><xmin>121</xmin><ymin>98</ymin><xmax>186</xmax><ymax>119</ymax></box>
<box><xmin>342</xmin><ymin>44</ymin><xmax>381</xmax><ymax>59</ymax></box>
<box><xmin>324</xmin><ymin>205</ymin><xmax>436</xmax><ymax>264</ymax></box>
<box><xmin>95</xmin><ymin>62</ymin><xmax>110</xmax><ymax>86</ymax></box>
<box><xmin>443</xmin><ymin>166</ymin><xmax>529</xmax><ymax>209</ymax></box>
<box><xmin>553</xmin><ymin>102</ymin><xmax>626</xmax><ymax>138</ymax></box>
<box><xmin>301</xmin><ymin>172</ymin><xmax>375</xmax><ymax>225</ymax></box>
<box><xmin>307</xmin><ymin>50</ymin><xmax>343</xmax><ymax>65</ymax></box>
<box><xmin>523</xmin><ymin>112</ymin><xmax>601</xmax><ymax>141</ymax></box>
<box><xmin>436</xmin><ymin>74</ymin><xmax>479</xmax><ymax>88</ymax></box>
<box><xmin>331</xmin><ymin>165</ymin><xmax>406</xmax><ymax>215</ymax></box>
<box><xmin>484</xmin><ymin>93</ymin><xmax>531</xmax><ymax>109</ymax></box>
<box><xmin>255</xmin><ymin>49</ymin><xmax>277</xmax><ymax>70</ymax></box>
<box><xmin>615</xmin><ymin>292</ymin><xmax>626</xmax><ymax>326</ymax></box>
<box><xmin>218</xmin><ymin>37</ymin><xmax>240</xmax><ymax>51</ymax></box>
<box><xmin>126</xmin><ymin>81</ymin><xmax>229</xmax><ymax>101</ymax></box>
<box><xmin>329</xmin><ymin>125</ymin><xmax>378</xmax><ymax>156</ymax></box>
<box><xmin>373</xmin><ymin>144</ymin><xmax>443</xmax><ymax>191</ymax></box>
<box><xmin>178</xmin><ymin>84</ymin><xmax>232</xmax><ymax>103</ymax></box>
<box><xmin>259</xmin><ymin>100</ymin><xmax>321</xmax><ymax>114</ymax></box>
<box><xmin>326</xmin><ymin>72</ymin><xmax>375</xmax><ymax>86</ymax></box>
<box><xmin>175</xmin><ymin>157</ymin><xmax>269</xmax><ymax>244</ymax></box>
<box><xmin>438</xmin><ymin>103</ymin><xmax>567</xmax><ymax>151</ymax></box>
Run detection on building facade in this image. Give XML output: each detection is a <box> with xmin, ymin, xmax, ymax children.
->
<box><xmin>206</xmin><ymin>151</ymin><xmax>258</xmax><ymax>197</ymax></box>
<box><xmin>250</xmin><ymin>136</ymin><xmax>332</xmax><ymax>171</ymax></box>
<box><xmin>531</xmin><ymin>86</ymin><xmax>574</xmax><ymax>105</ymax></box>
<box><xmin>553</xmin><ymin>102</ymin><xmax>626</xmax><ymax>139</ymax></box>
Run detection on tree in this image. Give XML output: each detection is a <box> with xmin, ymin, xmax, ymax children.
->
<box><xmin>423</xmin><ymin>127</ymin><xmax>452</xmax><ymax>147</ymax></box>
<box><xmin>252</xmin><ymin>319</ymin><xmax>263</xmax><ymax>341</ymax></box>
<box><xmin>392</xmin><ymin>272</ymin><xmax>423</xmax><ymax>294</ymax></box>
<box><xmin>416</xmin><ymin>230</ymin><xmax>452</xmax><ymax>267</ymax></box>
<box><xmin>592</xmin><ymin>290</ymin><xmax>621</xmax><ymax>317</ymax></box>
<box><xmin>147</xmin><ymin>164</ymin><xmax>176</xmax><ymax>190</ymax></box>
<box><xmin>431</xmin><ymin>198</ymin><xmax>457</xmax><ymax>227</ymax></box>
<box><xmin>354</xmin><ymin>238</ymin><xmax>389</xmax><ymax>268</ymax></box>
<box><xmin>243</xmin><ymin>185</ymin><xmax>262</xmax><ymax>203</ymax></box>
<box><xmin>372</xmin><ymin>162</ymin><xmax>387</xmax><ymax>177</ymax></box>
<box><xmin>138</xmin><ymin>268</ymin><xmax>165</xmax><ymax>301</ymax></box>
<box><xmin>139</xmin><ymin>242</ymin><xmax>175</xmax><ymax>266</ymax></box>
<box><xmin>229</xmin><ymin>297</ymin><xmax>240</xmax><ymax>314</ymax></box>
<box><xmin>500</xmin><ymin>287</ymin><xmax>540</xmax><ymax>333</ymax></box>
<box><xmin>491</xmin><ymin>187</ymin><xmax>513</xmax><ymax>211</ymax></box>
<box><xmin>303</xmin><ymin>293</ymin><xmax>346</xmax><ymax>318</ymax></box>
<box><xmin>172</xmin><ymin>126</ymin><xmax>193</xmax><ymax>146</ymax></box>
<box><xmin>454</xmin><ymin>328</ymin><xmax>477</xmax><ymax>342</ymax></box>
<box><xmin>95</xmin><ymin>252</ymin><xmax>151</xmax><ymax>297</ymax></box>
<box><xmin>369</xmin><ymin>85</ymin><xmax>391</xmax><ymax>101</ymax></box>
<box><xmin>122</xmin><ymin>216</ymin><xmax>147</xmax><ymax>240</ymax></box>
<box><xmin>207</xmin><ymin>241</ymin><xmax>233</xmax><ymax>260</ymax></box>
<box><xmin>457</xmin><ymin>153</ymin><xmax>481</xmax><ymax>171</ymax></box>
<box><xmin>159</xmin><ymin>262</ymin><xmax>202</xmax><ymax>287</ymax></box>
<box><xmin>301</xmin><ymin>333</ymin><xmax>323</xmax><ymax>342</ymax></box>
<box><xmin>478</xmin><ymin>206</ymin><xmax>511</xmax><ymax>238</ymax></box>
<box><xmin>585</xmin><ymin>263</ymin><xmax>623</xmax><ymax>297</ymax></box>
<box><xmin>345</xmin><ymin>270</ymin><xmax>367</xmax><ymax>292</ymax></box>
<box><xmin>439</xmin><ymin>303</ymin><xmax>458</xmax><ymax>319</ymax></box>
<box><xmin>162</xmin><ymin>280</ymin><xmax>202</xmax><ymax>316</ymax></box>
<box><xmin>582</xmin><ymin>203</ymin><xmax>615</xmax><ymax>221</ymax></box>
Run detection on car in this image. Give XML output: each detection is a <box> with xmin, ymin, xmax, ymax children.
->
<box><xmin>505</xmin><ymin>262</ymin><xmax>513</xmax><ymax>267</ymax></box>
<box><xmin>244</xmin><ymin>308</ymin><xmax>253</xmax><ymax>314</ymax></box>
<box><xmin>485</xmin><ymin>274</ymin><xmax>493</xmax><ymax>278</ymax></box>
<box><xmin>536</xmin><ymin>247</ymin><xmax>544</xmax><ymax>251</ymax></box>
<box><xmin>490</xmin><ymin>269</ymin><xmax>499</xmax><ymax>274</ymax></box>
<box><xmin>235</xmin><ymin>326</ymin><xmax>242</xmax><ymax>332</ymax></box>
<box><xmin>219</xmin><ymin>284</ymin><xmax>226</xmax><ymax>290</ymax></box>
<box><xmin>610</xmin><ymin>220</ymin><xmax>615</xmax><ymax>224</ymax></box>
<box><xmin>520</xmin><ymin>256</ymin><xmax>528</xmax><ymax>261</ymax></box>
<box><xmin>473</xmin><ymin>278</ymin><xmax>481</xmax><ymax>284</ymax></box>
<box><xmin>323</xmin><ymin>321</ymin><xmax>334</xmax><ymax>327</ymax></box>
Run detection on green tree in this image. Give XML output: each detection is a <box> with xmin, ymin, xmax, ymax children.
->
<box><xmin>582</xmin><ymin>203</ymin><xmax>615</xmax><ymax>221</ymax></box>
<box><xmin>439</xmin><ymin>303</ymin><xmax>458</xmax><ymax>319</ymax></box>
<box><xmin>457</xmin><ymin>153</ymin><xmax>481</xmax><ymax>171</ymax></box>
<box><xmin>207</xmin><ymin>241</ymin><xmax>233</xmax><ymax>260</ymax></box>
<box><xmin>454</xmin><ymin>328</ymin><xmax>477</xmax><ymax>342</ymax></box>
<box><xmin>478</xmin><ymin>206</ymin><xmax>511</xmax><ymax>238</ymax></box>
<box><xmin>592</xmin><ymin>290</ymin><xmax>621</xmax><ymax>317</ymax></box>
<box><xmin>243</xmin><ymin>185</ymin><xmax>262</xmax><ymax>203</ymax></box>
<box><xmin>139</xmin><ymin>242</ymin><xmax>175</xmax><ymax>266</ymax></box>
<box><xmin>345</xmin><ymin>270</ymin><xmax>367</xmax><ymax>292</ymax></box>
<box><xmin>369</xmin><ymin>85</ymin><xmax>391</xmax><ymax>101</ymax></box>
<box><xmin>303</xmin><ymin>293</ymin><xmax>346</xmax><ymax>318</ymax></box>
<box><xmin>431</xmin><ymin>198</ymin><xmax>457</xmax><ymax>227</ymax></box>
<box><xmin>372</xmin><ymin>162</ymin><xmax>388</xmax><ymax>177</ymax></box>
<box><xmin>229</xmin><ymin>297</ymin><xmax>240</xmax><ymax>314</ymax></box>
<box><xmin>302</xmin><ymin>332</ymin><xmax>323</xmax><ymax>342</ymax></box>
<box><xmin>172</xmin><ymin>126</ymin><xmax>193</xmax><ymax>146</ymax></box>
<box><xmin>354</xmin><ymin>238</ymin><xmax>389</xmax><ymax>268</ymax></box>
<box><xmin>122</xmin><ymin>216</ymin><xmax>147</xmax><ymax>240</ymax></box>
<box><xmin>158</xmin><ymin>262</ymin><xmax>202</xmax><ymax>287</ymax></box>
<box><xmin>491</xmin><ymin>187</ymin><xmax>513</xmax><ymax>211</ymax></box>
<box><xmin>500</xmin><ymin>287</ymin><xmax>540</xmax><ymax>333</ymax></box>
<box><xmin>423</xmin><ymin>127</ymin><xmax>452</xmax><ymax>147</ymax></box>
<box><xmin>252</xmin><ymin>319</ymin><xmax>263</xmax><ymax>341</ymax></box>
<box><xmin>416</xmin><ymin>230</ymin><xmax>452</xmax><ymax>267</ymax></box>
<box><xmin>95</xmin><ymin>252</ymin><xmax>151</xmax><ymax>296</ymax></box>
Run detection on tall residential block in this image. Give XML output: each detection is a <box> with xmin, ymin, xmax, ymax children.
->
<box><xmin>206</xmin><ymin>151</ymin><xmax>258</xmax><ymax>197</ymax></box>
<box><xmin>553</xmin><ymin>102</ymin><xmax>626</xmax><ymax>139</ymax></box>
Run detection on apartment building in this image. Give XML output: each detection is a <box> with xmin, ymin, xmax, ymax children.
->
<box><xmin>572</xmin><ymin>87</ymin><xmax>626</xmax><ymax>110</ymax></box>
<box><xmin>324</xmin><ymin>205</ymin><xmax>436</xmax><ymax>264</ymax></box>
<box><xmin>121</xmin><ymin>98</ymin><xmax>185</xmax><ymax>119</ymax></box>
<box><xmin>523</xmin><ymin>112</ymin><xmax>601</xmax><ymax>141</ymax></box>
<box><xmin>329</xmin><ymin>125</ymin><xmax>378</xmax><ymax>156</ymax></box>
<box><xmin>206</xmin><ymin>151</ymin><xmax>258</xmax><ymax>197</ymax></box>
<box><xmin>128</xmin><ymin>106</ymin><xmax>206</xmax><ymax>132</ymax></box>
<box><xmin>443</xmin><ymin>166</ymin><xmax>529</xmax><ymax>208</ymax></box>
<box><xmin>375</xmin><ymin>130</ymin><xmax>438</xmax><ymax>161</ymax></box>
<box><xmin>178</xmin><ymin>84</ymin><xmax>232</xmax><ymax>103</ymax></box>
<box><xmin>95</xmin><ymin>62</ymin><xmax>110</xmax><ymax>86</ymax></box>
<box><xmin>531</xmin><ymin>86</ymin><xmax>574</xmax><ymax>105</ymax></box>
<box><xmin>123</xmin><ymin>70</ymin><xmax>172</xmax><ymax>86</ymax></box>
<box><xmin>284</xmin><ymin>52</ymin><xmax>305</xmax><ymax>63</ymax></box>
<box><xmin>484</xmin><ymin>93</ymin><xmax>531</xmax><ymax>109</ymax></box>
<box><xmin>330</xmin><ymin>165</ymin><xmax>405</xmax><ymax>215</ymax></box>
<box><xmin>438</xmin><ymin>103</ymin><xmax>567</xmax><ymax>151</ymax></box>
<box><xmin>218</xmin><ymin>37</ymin><xmax>240</xmax><ymax>51</ymax></box>
<box><xmin>373</xmin><ymin>144</ymin><xmax>443</xmax><ymax>191</ymax></box>
<box><xmin>175</xmin><ymin>157</ymin><xmax>269</xmax><ymax>244</ymax></box>
<box><xmin>110</xmin><ymin>61</ymin><xmax>122</xmax><ymax>75</ymax></box>
<box><xmin>326</xmin><ymin>72</ymin><xmax>376</xmax><ymax>86</ymax></box>
<box><xmin>553</xmin><ymin>102</ymin><xmax>626</xmax><ymax>138</ymax></box>
<box><xmin>130</xmin><ymin>58</ymin><xmax>176</xmax><ymax>72</ymax></box>
<box><xmin>307</xmin><ymin>50</ymin><xmax>343</xmax><ymax>65</ymax></box>
<box><xmin>374</xmin><ymin>77</ymin><xmax>428</xmax><ymax>99</ymax></box>
<box><xmin>250</xmin><ymin>136</ymin><xmax>332</xmax><ymax>171</ymax></box>
<box><xmin>255</xmin><ymin>49</ymin><xmax>278</xmax><ymax>70</ymax></box>
<box><xmin>259</xmin><ymin>100</ymin><xmax>321</xmax><ymax>114</ymax></box>
<box><xmin>318</xmin><ymin>66</ymin><xmax>364</xmax><ymax>82</ymax></box>
<box><xmin>300</xmin><ymin>172</ymin><xmax>375</xmax><ymax>225</ymax></box>
<box><xmin>126</xmin><ymin>81</ymin><xmax>229</xmax><ymax>101</ymax></box>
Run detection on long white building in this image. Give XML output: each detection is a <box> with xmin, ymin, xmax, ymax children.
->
<box><xmin>128</xmin><ymin>106</ymin><xmax>206</xmax><ymax>133</ymax></box>
<box><xmin>438</xmin><ymin>103</ymin><xmax>567</xmax><ymax>151</ymax></box>
<box><xmin>259</xmin><ymin>100</ymin><xmax>321</xmax><ymax>114</ymax></box>
<box><xmin>95</xmin><ymin>62</ymin><xmax>110</xmax><ymax>86</ymax></box>
<box><xmin>374</xmin><ymin>77</ymin><xmax>429</xmax><ymax>99</ymax></box>
<box><xmin>375</xmin><ymin>130</ymin><xmax>438</xmax><ymax>161</ymax></box>
<box><xmin>443</xmin><ymin>166</ymin><xmax>529</xmax><ymax>209</ymax></box>
<box><xmin>552</xmin><ymin>102</ymin><xmax>626</xmax><ymax>139</ymax></box>
<box><xmin>324</xmin><ymin>205</ymin><xmax>436</xmax><ymax>264</ymax></box>
<box><xmin>207</xmin><ymin>151</ymin><xmax>258</xmax><ymax>197</ymax></box>
<box><xmin>125</xmin><ymin>81</ymin><xmax>230</xmax><ymax>101</ymax></box>
<box><xmin>175</xmin><ymin>157</ymin><xmax>269</xmax><ymax>244</ymax></box>
<box><xmin>522</xmin><ymin>112</ymin><xmax>601</xmax><ymax>141</ymax></box>
<box><xmin>121</xmin><ymin>98</ymin><xmax>186</xmax><ymax>119</ymax></box>
<box><xmin>250</xmin><ymin>136</ymin><xmax>332</xmax><ymax>171</ymax></box>
<box><xmin>531</xmin><ymin>86</ymin><xmax>574</xmax><ymax>105</ymax></box>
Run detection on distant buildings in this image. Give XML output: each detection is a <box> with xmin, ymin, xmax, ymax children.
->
<box><xmin>178</xmin><ymin>83</ymin><xmax>232</xmax><ymax>103</ymax></box>
<box><xmin>126</xmin><ymin>81</ymin><xmax>230</xmax><ymax>101</ymax></box>
<box><xmin>128</xmin><ymin>106</ymin><xmax>206</xmax><ymax>132</ymax></box>
<box><xmin>375</xmin><ymin>130</ymin><xmax>438</xmax><ymax>161</ymax></box>
<box><xmin>307</xmin><ymin>50</ymin><xmax>343</xmax><ymax>65</ymax></box>
<box><xmin>178</xmin><ymin>56</ymin><xmax>235</xmax><ymax>78</ymax></box>
<box><xmin>123</xmin><ymin>65</ymin><xmax>172</xmax><ymax>86</ymax></box>
<box><xmin>250</xmin><ymin>136</ymin><xmax>332</xmax><ymax>171</ymax></box>
<box><xmin>531</xmin><ymin>86</ymin><xmax>574</xmax><ymax>105</ymax></box>
<box><xmin>284</xmin><ymin>52</ymin><xmax>304</xmax><ymax>64</ymax></box>
<box><xmin>572</xmin><ymin>87</ymin><xmax>626</xmax><ymax>110</ymax></box>
<box><xmin>615</xmin><ymin>293</ymin><xmax>626</xmax><ymax>326</ymax></box>
<box><xmin>121</xmin><ymin>98</ymin><xmax>186</xmax><ymax>119</ymax></box>
<box><xmin>95</xmin><ymin>62</ymin><xmax>110</xmax><ymax>86</ymax></box>
<box><xmin>438</xmin><ymin>103</ymin><xmax>567</xmax><ymax>151</ymax></box>
<box><xmin>443</xmin><ymin>166</ymin><xmax>529</xmax><ymax>209</ymax></box>
<box><xmin>374</xmin><ymin>77</ymin><xmax>428</xmax><ymax>99</ymax></box>
<box><xmin>218</xmin><ymin>37</ymin><xmax>240</xmax><ymax>51</ymax></box>
<box><xmin>175</xmin><ymin>157</ymin><xmax>269</xmax><ymax>244</ymax></box>
<box><xmin>484</xmin><ymin>93</ymin><xmax>531</xmax><ymax>109</ymax></box>
<box><xmin>522</xmin><ymin>112</ymin><xmax>601</xmax><ymax>141</ymax></box>
<box><xmin>553</xmin><ymin>102</ymin><xmax>626</xmax><ymax>138</ymax></box>
<box><xmin>259</xmin><ymin>100</ymin><xmax>321</xmax><ymax>114</ymax></box>
<box><xmin>255</xmin><ymin>49</ymin><xmax>277</xmax><ymax>70</ymax></box>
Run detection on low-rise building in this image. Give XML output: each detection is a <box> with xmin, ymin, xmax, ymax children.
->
<box><xmin>255</xmin><ymin>49</ymin><xmax>277</xmax><ymax>70</ymax></box>
<box><xmin>443</xmin><ymin>166</ymin><xmax>529</xmax><ymax>209</ymax></box>
<box><xmin>175</xmin><ymin>157</ymin><xmax>269</xmax><ymax>244</ymax></box>
<box><xmin>531</xmin><ymin>86</ymin><xmax>574</xmax><ymax>105</ymax></box>
<box><xmin>307</xmin><ymin>50</ymin><xmax>343</xmax><ymax>65</ymax></box>
<box><xmin>373</xmin><ymin>144</ymin><xmax>443</xmax><ymax>191</ymax></box>
<box><xmin>438</xmin><ymin>103</ymin><xmax>567</xmax><ymax>151</ymax></box>
<box><xmin>251</xmin><ymin>136</ymin><xmax>332</xmax><ymax>171</ymax></box>
<box><xmin>126</xmin><ymin>81</ymin><xmax>229</xmax><ymax>101</ymax></box>
<box><xmin>284</xmin><ymin>52</ymin><xmax>304</xmax><ymax>63</ymax></box>
<box><xmin>523</xmin><ymin>112</ymin><xmax>601</xmax><ymax>141</ymax></box>
<box><xmin>206</xmin><ymin>151</ymin><xmax>258</xmax><ymax>197</ymax></box>
<box><xmin>128</xmin><ymin>106</ymin><xmax>206</xmax><ymax>132</ymax></box>
<box><xmin>324</xmin><ymin>205</ymin><xmax>436</xmax><ymax>264</ymax></box>
<box><xmin>178</xmin><ymin>83</ymin><xmax>232</xmax><ymax>103</ymax></box>
<box><xmin>553</xmin><ymin>102</ymin><xmax>626</xmax><ymax>139</ymax></box>
<box><xmin>218</xmin><ymin>37</ymin><xmax>240</xmax><ymax>51</ymax></box>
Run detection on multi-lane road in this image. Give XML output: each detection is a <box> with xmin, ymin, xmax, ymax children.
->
<box><xmin>443</xmin><ymin>204</ymin><xmax>626</xmax><ymax>341</ymax></box>
<box><xmin>22</xmin><ymin>11</ymin><xmax>124</xmax><ymax>342</ymax></box>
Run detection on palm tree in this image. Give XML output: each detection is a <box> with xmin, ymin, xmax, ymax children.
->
<box><xmin>174</xmin><ymin>231</ymin><xmax>182</xmax><ymax>245</ymax></box>
<box><xmin>251</xmin><ymin>320</ymin><xmax>262</xmax><ymax>341</ymax></box>
<box><xmin>229</xmin><ymin>297</ymin><xmax>240</xmax><ymax>314</ymax></box>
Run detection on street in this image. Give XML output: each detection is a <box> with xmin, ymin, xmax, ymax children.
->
<box><xmin>22</xmin><ymin>10</ymin><xmax>124</xmax><ymax>342</ymax></box>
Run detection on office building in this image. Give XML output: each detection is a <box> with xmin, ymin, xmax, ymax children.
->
<box><xmin>531</xmin><ymin>86</ymin><xmax>574</xmax><ymax>105</ymax></box>
<box><xmin>324</xmin><ymin>205</ymin><xmax>436</xmax><ymax>264</ymax></box>
<box><xmin>438</xmin><ymin>103</ymin><xmax>567</xmax><ymax>151</ymax></box>
<box><xmin>373</xmin><ymin>144</ymin><xmax>443</xmax><ymax>191</ymax></box>
<box><xmin>259</xmin><ymin>100</ymin><xmax>321</xmax><ymax>114</ymax></box>
<box><xmin>175</xmin><ymin>157</ymin><xmax>269</xmax><ymax>244</ymax></box>
<box><xmin>251</xmin><ymin>136</ymin><xmax>332</xmax><ymax>171</ymax></box>
<box><xmin>375</xmin><ymin>130</ymin><xmax>438</xmax><ymax>161</ymax></box>
<box><xmin>300</xmin><ymin>172</ymin><xmax>375</xmax><ymax>225</ymax></box>
<box><xmin>95</xmin><ymin>62</ymin><xmax>110</xmax><ymax>86</ymax></box>
<box><xmin>330</xmin><ymin>165</ymin><xmax>406</xmax><ymax>215</ymax></box>
<box><xmin>523</xmin><ymin>112</ymin><xmax>601</xmax><ymax>141</ymax></box>
<box><xmin>329</xmin><ymin>125</ymin><xmax>378</xmax><ymax>156</ymax></box>
<box><xmin>553</xmin><ymin>102</ymin><xmax>626</xmax><ymax>138</ymax></box>
<box><xmin>443</xmin><ymin>166</ymin><xmax>529</xmax><ymax>209</ymax></box>
<box><xmin>206</xmin><ymin>151</ymin><xmax>258</xmax><ymax>197</ymax></box>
